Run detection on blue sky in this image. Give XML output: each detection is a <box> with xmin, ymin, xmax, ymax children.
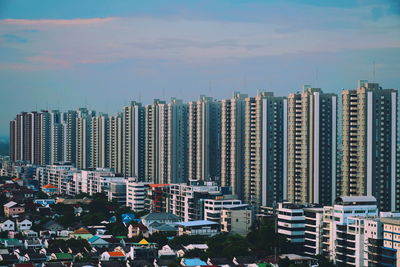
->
<box><xmin>0</xmin><ymin>0</ymin><xmax>399</xmax><ymax>136</ymax></box>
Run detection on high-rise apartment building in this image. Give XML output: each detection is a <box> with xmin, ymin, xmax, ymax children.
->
<box><xmin>188</xmin><ymin>96</ymin><xmax>221</xmax><ymax>181</ymax></box>
<box><xmin>220</xmin><ymin>92</ymin><xmax>247</xmax><ymax>199</ymax></box>
<box><xmin>159</xmin><ymin>98</ymin><xmax>188</xmax><ymax>184</ymax></box>
<box><xmin>287</xmin><ymin>87</ymin><xmax>337</xmax><ymax>206</ymax></box>
<box><xmin>122</xmin><ymin>101</ymin><xmax>145</xmax><ymax>178</ymax></box>
<box><xmin>90</xmin><ymin>113</ymin><xmax>109</xmax><ymax>168</ymax></box>
<box><xmin>341</xmin><ymin>80</ymin><xmax>398</xmax><ymax>211</ymax></box>
<box><xmin>243</xmin><ymin>92</ymin><xmax>287</xmax><ymax>207</ymax></box>
<box><xmin>108</xmin><ymin>113</ymin><xmax>123</xmax><ymax>174</ymax></box>
<box><xmin>49</xmin><ymin>110</ymin><xmax>64</xmax><ymax>164</ymax></box>
<box><xmin>62</xmin><ymin>110</ymin><xmax>77</xmax><ymax>164</ymax></box>
<box><xmin>76</xmin><ymin>108</ymin><xmax>94</xmax><ymax>169</ymax></box>
<box><xmin>39</xmin><ymin>110</ymin><xmax>51</xmax><ymax>165</ymax></box>
<box><xmin>144</xmin><ymin>99</ymin><xmax>165</xmax><ymax>183</ymax></box>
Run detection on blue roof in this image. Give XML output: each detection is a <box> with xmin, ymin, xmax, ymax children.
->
<box><xmin>177</xmin><ymin>220</ymin><xmax>218</xmax><ymax>227</ymax></box>
<box><xmin>88</xmin><ymin>236</ymin><xmax>102</xmax><ymax>243</ymax></box>
<box><xmin>183</xmin><ymin>258</ymin><xmax>207</xmax><ymax>266</ymax></box>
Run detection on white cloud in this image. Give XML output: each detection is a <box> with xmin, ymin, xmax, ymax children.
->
<box><xmin>0</xmin><ymin>15</ymin><xmax>399</xmax><ymax>69</ymax></box>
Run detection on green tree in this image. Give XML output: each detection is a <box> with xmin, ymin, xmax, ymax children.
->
<box><xmin>36</xmin><ymin>191</ymin><xmax>49</xmax><ymax>199</ymax></box>
<box><xmin>207</xmin><ymin>233</ymin><xmax>249</xmax><ymax>258</ymax></box>
<box><xmin>51</xmin><ymin>203</ymin><xmax>74</xmax><ymax>215</ymax></box>
<box><xmin>168</xmin><ymin>235</ymin><xmax>209</xmax><ymax>249</ymax></box>
<box><xmin>148</xmin><ymin>232</ymin><xmax>169</xmax><ymax>247</ymax></box>
<box><xmin>56</xmin><ymin>211</ymin><xmax>76</xmax><ymax>227</ymax></box>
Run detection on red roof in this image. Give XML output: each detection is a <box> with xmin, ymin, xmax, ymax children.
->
<box><xmin>108</xmin><ymin>251</ymin><xmax>125</xmax><ymax>257</ymax></box>
<box><xmin>43</xmin><ymin>184</ymin><xmax>58</xmax><ymax>189</ymax></box>
<box><xmin>149</xmin><ymin>184</ymin><xmax>170</xmax><ymax>188</ymax></box>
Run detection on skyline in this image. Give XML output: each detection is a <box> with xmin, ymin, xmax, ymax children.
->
<box><xmin>1</xmin><ymin>0</ymin><xmax>400</xmax><ymax>136</ymax></box>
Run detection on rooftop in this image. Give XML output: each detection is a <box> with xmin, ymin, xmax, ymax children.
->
<box><xmin>177</xmin><ymin>220</ymin><xmax>219</xmax><ymax>227</ymax></box>
<box><xmin>183</xmin><ymin>258</ymin><xmax>207</xmax><ymax>266</ymax></box>
<box><xmin>142</xmin><ymin>212</ymin><xmax>180</xmax><ymax>221</ymax></box>
<box><xmin>381</xmin><ymin>217</ymin><xmax>400</xmax><ymax>226</ymax></box>
<box><xmin>42</xmin><ymin>184</ymin><xmax>58</xmax><ymax>189</ymax></box>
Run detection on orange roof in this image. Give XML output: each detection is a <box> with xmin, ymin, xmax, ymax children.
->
<box><xmin>149</xmin><ymin>184</ymin><xmax>170</xmax><ymax>188</ymax></box>
<box><xmin>72</xmin><ymin>227</ymin><xmax>90</xmax><ymax>234</ymax></box>
<box><xmin>108</xmin><ymin>251</ymin><xmax>125</xmax><ymax>257</ymax></box>
<box><xmin>43</xmin><ymin>184</ymin><xmax>58</xmax><ymax>189</ymax></box>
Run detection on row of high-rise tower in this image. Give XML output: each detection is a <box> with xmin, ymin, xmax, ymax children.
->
<box><xmin>9</xmin><ymin>80</ymin><xmax>400</xmax><ymax>211</ymax></box>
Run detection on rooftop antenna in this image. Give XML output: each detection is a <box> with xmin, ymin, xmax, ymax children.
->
<box><xmin>373</xmin><ymin>61</ymin><xmax>376</xmax><ymax>82</ymax></box>
<box><xmin>139</xmin><ymin>88</ymin><xmax>142</xmax><ymax>102</ymax></box>
<box><xmin>208</xmin><ymin>80</ymin><xmax>212</xmax><ymax>96</ymax></box>
<box><xmin>162</xmin><ymin>88</ymin><xmax>165</xmax><ymax>101</ymax></box>
<box><xmin>315</xmin><ymin>68</ymin><xmax>318</xmax><ymax>85</ymax></box>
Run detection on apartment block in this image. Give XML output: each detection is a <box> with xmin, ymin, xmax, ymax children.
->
<box><xmin>188</xmin><ymin>96</ymin><xmax>221</xmax><ymax>181</ymax></box>
<box><xmin>126</xmin><ymin>177</ymin><xmax>150</xmax><ymax>212</ymax></box>
<box><xmin>341</xmin><ymin>80</ymin><xmax>398</xmax><ymax>212</ymax></box>
<box><xmin>220</xmin><ymin>92</ymin><xmax>247</xmax><ymax>199</ymax></box>
<box><xmin>243</xmin><ymin>92</ymin><xmax>287</xmax><ymax>208</ymax></box>
<box><xmin>122</xmin><ymin>101</ymin><xmax>145</xmax><ymax>179</ymax></box>
<box><xmin>381</xmin><ymin>217</ymin><xmax>400</xmax><ymax>266</ymax></box>
<box><xmin>167</xmin><ymin>182</ymin><xmax>221</xmax><ymax>221</ymax></box>
<box><xmin>90</xmin><ymin>113</ymin><xmax>109</xmax><ymax>168</ymax></box>
<box><xmin>108</xmin><ymin>113</ymin><xmax>123</xmax><ymax>174</ymax></box>
<box><xmin>144</xmin><ymin>99</ymin><xmax>165</xmax><ymax>183</ymax></box>
<box><xmin>159</xmin><ymin>98</ymin><xmax>188</xmax><ymax>184</ymax></box>
<box><xmin>220</xmin><ymin>205</ymin><xmax>252</xmax><ymax>236</ymax></box>
<box><xmin>277</xmin><ymin>202</ymin><xmax>306</xmax><ymax>250</ymax></box>
<box><xmin>287</xmin><ymin>86</ymin><xmax>337</xmax><ymax>206</ymax></box>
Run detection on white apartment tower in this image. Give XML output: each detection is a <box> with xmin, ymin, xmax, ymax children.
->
<box><xmin>188</xmin><ymin>96</ymin><xmax>221</xmax><ymax>181</ymax></box>
<box><xmin>122</xmin><ymin>101</ymin><xmax>145</xmax><ymax>179</ymax></box>
<box><xmin>287</xmin><ymin>86</ymin><xmax>337</xmax><ymax>206</ymax></box>
<box><xmin>108</xmin><ymin>113</ymin><xmax>123</xmax><ymax>174</ymax></box>
<box><xmin>220</xmin><ymin>92</ymin><xmax>247</xmax><ymax>199</ymax></box>
<box><xmin>76</xmin><ymin>108</ymin><xmax>94</xmax><ymax>169</ymax></box>
<box><xmin>243</xmin><ymin>92</ymin><xmax>287</xmax><ymax>207</ymax></box>
<box><xmin>159</xmin><ymin>98</ymin><xmax>188</xmax><ymax>184</ymax></box>
<box><xmin>341</xmin><ymin>80</ymin><xmax>398</xmax><ymax>211</ymax></box>
<box><xmin>144</xmin><ymin>99</ymin><xmax>166</xmax><ymax>183</ymax></box>
<box><xmin>90</xmin><ymin>113</ymin><xmax>109</xmax><ymax>168</ymax></box>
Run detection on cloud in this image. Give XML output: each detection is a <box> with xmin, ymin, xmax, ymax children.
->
<box><xmin>0</xmin><ymin>14</ymin><xmax>399</xmax><ymax>70</ymax></box>
<box><xmin>0</xmin><ymin>33</ymin><xmax>28</xmax><ymax>43</ymax></box>
<box><xmin>1</xmin><ymin>18</ymin><xmax>114</xmax><ymax>26</ymax></box>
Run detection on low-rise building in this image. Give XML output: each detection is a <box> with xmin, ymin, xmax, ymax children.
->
<box><xmin>126</xmin><ymin>178</ymin><xmax>149</xmax><ymax>212</ymax></box>
<box><xmin>220</xmin><ymin>204</ymin><xmax>252</xmax><ymax>236</ymax></box>
<box><xmin>204</xmin><ymin>198</ymin><xmax>243</xmax><ymax>222</ymax></box>
<box><xmin>381</xmin><ymin>217</ymin><xmax>400</xmax><ymax>266</ymax></box>
<box><xmin>303</xmin><ymin>207</ymin><xmax>324</xmax><ymax>256</ymax></box>
<box><xmin>277</xmin><ymin>202</ymin><xmax>305</xmax><ymax>250</ymax></box>
<box><xmin>108</xmin><ymin>180</ymin><xmax>127</xmax><ymax>205</ymax></box>
<box><xmin>176</xmin><ymin>220</ymin><xmax>219</xmax><ymax>236</ymax></box>
<box><xmin>141</xmin><ymin>212</ymin><xmax>180</xmax><ymax>228</ymax></box>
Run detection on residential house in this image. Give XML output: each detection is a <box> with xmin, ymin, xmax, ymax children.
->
<box><xmin>70</xmin><ymin>227</ymin><xmax>93</xmax><ymax>240</ymax></box>
<box><xmin>0</xmin><ymin>218</ymin><xmax>15</xmax><ymax>232</ymax></box>
<box><xmin>141</xmin><ymin>213</ymin><xmax>180</xmax><ymax>228</ymax></box>
<box><xmin>100</xmin><ymin>251</ymin><xmax>126</xmax><ymax>261</ymax></box>
<box><xmin>24</xmin><ymin>239</ymin><xmax>43</xmax><ymax>249</ymax></box>
<box><xmin>127</xmin><ymin>223</ymin><xmax>149</xmax><ymax>238</ymax></box>
<box><xmin>16</xmin><ymin>219</ymin><xmax>32</xmax><ymax>231</ymax></box>
<box><xmin>3</xmin><ymin>201</ymin><xmax>25</xmax><ymax>217</ymax></box>
<box><xmin>158</xmin><ymin>245</ymin><xmax>176</xmax><ymax>258</ymax></box>
<box><xmin>88</xmin><ymin>236</ymin><xmax>111</xmax><ymax>248</ymax></box>
<box><xmin>49</xmin><ymin>252</ymin><xmax>74</xmax><ymax>262</ymax></box>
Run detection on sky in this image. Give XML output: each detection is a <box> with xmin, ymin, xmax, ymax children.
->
<box><xmin>0</xmin><ymin>0</ymin><xmax>400</xmax><ymax>137</ymax></box>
